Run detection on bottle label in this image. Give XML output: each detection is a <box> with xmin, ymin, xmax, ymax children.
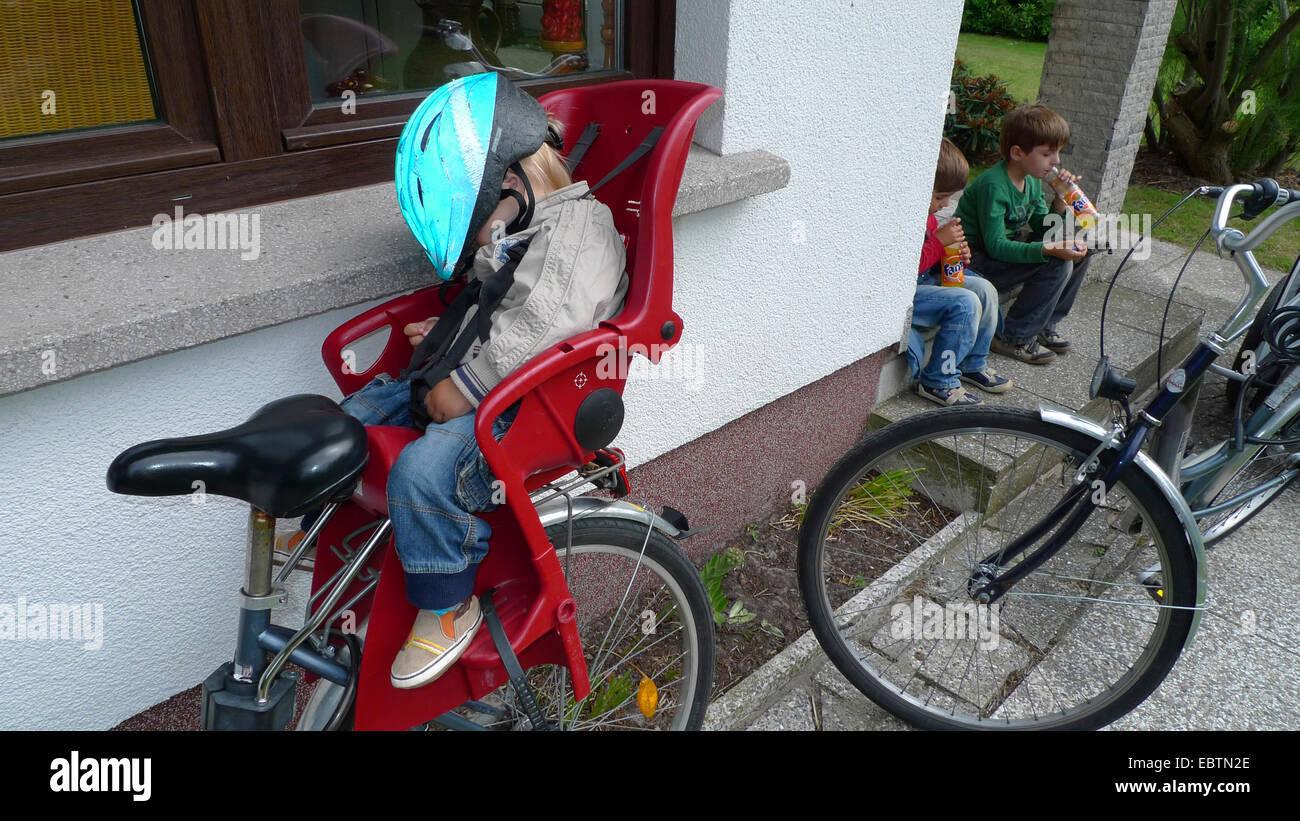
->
<box><xmin>941</xmin><ymin>249</ymin><xmax>964</xmax><ymax>286</ymax></box>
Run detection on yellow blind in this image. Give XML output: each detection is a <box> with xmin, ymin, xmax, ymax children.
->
<box><xmin>0</xmin><ymin>0</ymin><xmax>156</xmax><ymax>140</ymax></box>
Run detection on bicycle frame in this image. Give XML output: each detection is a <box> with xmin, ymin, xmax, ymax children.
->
<box><xmin>1177</xmin><ymin>377</ymin><xmax>1300</xmax><ymax>517</ymax></box>
<box><xmin>1173</xmin><ymin>272</ymin><xmax>1300</xmax><ymax>516</ymax></box>
<box><xmin>969</xmin><ymin>189</ymin><xmax>1300</xmax><ymax>615</ymax></box>
<box><xmin>239</xmin><ymin>453</ymin><xmax>688</xmax><ymax>730</ymax></box>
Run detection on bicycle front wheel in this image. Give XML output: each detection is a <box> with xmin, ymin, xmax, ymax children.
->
<box><xmin>798</xmin><ymin>407</ymin><xmax>1197</xmax><ymax>730</ymax></box>
<box><xmin>486</xmin><ymin>516</ymin><xmax>715</xmax><ymax>730</ymax></box>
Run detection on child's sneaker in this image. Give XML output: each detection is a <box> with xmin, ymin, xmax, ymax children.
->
<box><xmin>390</xmin><ymin>596</ymin><xmax>483</xmax><ymax>689</ymax></box>
<box><xmin>990</xmin><ymin>337</ymin><xmax>1056</xmax><ymax>365</ymax></box>
<box><xmin>275</xmin><ymin>530</ymin><xmax>307</xmax><ymax>554</ymax></box>
<box><xmin>916</xmin><ymin>382</ymin><xmax>982</xmax><ymax>406</ymax></box>
<box><xmin>1037</xmin><ymin>330</ymin><xmax>1071</xmax><ymax>354</ymax></box>
<box><xmin>960</xmin><ymin>369</ymin><xmax>1013</xmax><ymax>393</ymax></box>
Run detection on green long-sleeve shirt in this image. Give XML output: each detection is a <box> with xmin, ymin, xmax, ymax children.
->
<box><xmin>953</xmin><ymin>160</ymin><xmax>1054</xmax><ymax>264</ymax></box>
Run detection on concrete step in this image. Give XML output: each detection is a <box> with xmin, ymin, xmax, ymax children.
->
<box><xmin>867</xmin><ymin>280</ymin><xmax>1204</xmax><ymax>513</ymax></box>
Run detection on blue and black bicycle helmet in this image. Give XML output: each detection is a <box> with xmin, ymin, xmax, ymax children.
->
<box><xmin>395</xmin><ymin>73</ymin><xmax>557</xmax><ymax>279</ymax></box>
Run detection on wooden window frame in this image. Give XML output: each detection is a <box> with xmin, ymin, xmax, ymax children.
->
<box><xmin>0</xmin><ymin>1</ymin><xmax>220</xmax><ymax>196</ymax></box>
<box><xmin>0</xmin><ymin>0</ymin><xmax>675</xmax><ymax>253</ymax></box>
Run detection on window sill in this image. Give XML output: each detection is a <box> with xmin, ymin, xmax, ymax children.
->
<box><xmin>0</xmin><ymin>145</ymin><xmax>789</xmax><ymax>399</ymax></box>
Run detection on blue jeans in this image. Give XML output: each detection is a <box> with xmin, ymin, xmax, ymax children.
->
<box><xmin>970</xmin><ymin>248</ymin><xmax>1090</xmax><ymax>346</ymax></box>
<box><xmin>304</xmin><ymin>373</ymin><xmax>516</xmax><ymax>610</ymax></box>
<box><xmin>908</xmin><ymin>270</ymin><xmax>998</xmax><ymax>390</ymax></box>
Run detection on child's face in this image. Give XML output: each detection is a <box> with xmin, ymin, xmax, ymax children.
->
<box><xmin>1010</xmin><ymin>143</ymin><xmax>1063</xmax><ymax>178</ymax></box>
<box><xmin>930</xmin><ymin>190</ymin><xmax>960</xmax><ymax>215</ymax></box>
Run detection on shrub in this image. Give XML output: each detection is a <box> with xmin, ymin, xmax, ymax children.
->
<box><xmin>945</xmin><ymin>59</ymin><xmax>1020</xmax><ymax>164</ymax></box>
<box><xmin>962</xmin><ymin>0</ymin><xmax>1056</xmax><ymax>42</ymax></box>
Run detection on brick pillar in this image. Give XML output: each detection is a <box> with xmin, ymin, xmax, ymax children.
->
<box><xmin>1036</xmin><ymin>0</ymin><xmax>1177</xmax><ymax>215</ymax></box>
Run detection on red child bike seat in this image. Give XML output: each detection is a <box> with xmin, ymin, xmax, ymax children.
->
<box><xmin>313</xmin><ymin>79</ymin><xmax>721</xmax><ymax>730</ymax></box>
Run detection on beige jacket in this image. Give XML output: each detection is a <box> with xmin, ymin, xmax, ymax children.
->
<box><xmin>448</xmin><ymin>181</ymin><xmax>628</xmax><ymax>408</ymax></box>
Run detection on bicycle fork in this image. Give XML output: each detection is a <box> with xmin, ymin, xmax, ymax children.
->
<box><xmin>967</xmin><ymin>421</ymin><xmax>1153</xmax><ymax>605</ymax></box>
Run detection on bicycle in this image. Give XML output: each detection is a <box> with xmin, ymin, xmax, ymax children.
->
<box><xmin>106</xmin><ymin>79</ymin><xmax>721</xmax><ymax>731</ymax></box>
<box><xmin>797</xmin><ymin>178</ymin><xmax>1300</xmax><ymax>730</ymax></box>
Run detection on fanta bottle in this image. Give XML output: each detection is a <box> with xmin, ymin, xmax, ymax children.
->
<box><xmin>1045</xmin><ymin>167</ymin><xmax>1099</xmax><ymax>231</ymax></box>
<box><xmin>941</xmin><ymin>245</ymin><xmax>965</xmax><ymax>287</ymax></box>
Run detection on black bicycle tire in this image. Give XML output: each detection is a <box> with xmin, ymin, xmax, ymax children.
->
<box><xmin>797</xmin><ymin>406</ymin><xmax>1198</xmax><ymax>731</ymax></box>
<box><xmin>1197</xmin><ymin>443</ymin><xmax>1300</xmax><ymax>547</ymax></box>
<box><xmin>299</xmin><ymin>516</ymin><xmax>715</xmax><ymax>731</ymax></box>
<box><xmin>539</xmin><ymin>517</ymin><xmax>716</xmax><ymax>730</ymax></box>
<box><xmin>1201</xmin><ymin>471</ymin><xmax>1300</xmax><ymax>546</ymax></box>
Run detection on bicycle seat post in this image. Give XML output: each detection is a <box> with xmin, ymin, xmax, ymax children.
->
<box><xmin>233</xmin><ymin>507</ymin><xmax>277</xmax><ymax>684</ymax></box>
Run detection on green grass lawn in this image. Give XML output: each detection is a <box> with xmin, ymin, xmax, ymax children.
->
<box><xmin>954</xmin><ymin>32</ymin><xmax>1046</xmax><ymax>103</ymax></box>
<box><xmin>1122</xmin><ymin>185</ymin><xmax>1300</xmax><ymax>273</ymax></box>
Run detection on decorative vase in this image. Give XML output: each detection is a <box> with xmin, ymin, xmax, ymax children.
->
<box><xmin>540</xmin><ymin>0</ymin><xmax>585</xmax><ymax>54</ymax></box>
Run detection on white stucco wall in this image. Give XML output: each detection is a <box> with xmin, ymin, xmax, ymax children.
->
<box><xmin>0</xmin><ymin>0</ymin><xmax>961</xmax><ymax>729</ymax></box>
<box><xmin>0</xmin><ymin>306</ymin><xmax>376</xmax><ymax>731</ymax></box>
<box><xmin>627</xmin><ymin>0</ymin><xmax>962</xmax><ymax>461</ymax></box>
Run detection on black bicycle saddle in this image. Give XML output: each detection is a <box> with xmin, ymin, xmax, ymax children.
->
<box><xmin>106</xmin><ymin>394</ymin><xmax>368</xmax><ymax>518</ymax></box>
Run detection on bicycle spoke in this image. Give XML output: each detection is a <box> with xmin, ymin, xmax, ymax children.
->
<box><xmin>800</xmin><ymin>408</ymin><xmax>1194</xmax><ymax>729</ymax></box>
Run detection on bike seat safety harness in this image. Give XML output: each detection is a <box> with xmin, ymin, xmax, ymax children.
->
<box><xmin>401</xmin><ymin>236</ymin><xmax>535</xmax><ymax>431</ymax></box>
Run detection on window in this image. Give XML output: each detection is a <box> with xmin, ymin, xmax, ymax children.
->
<box><xmin>0</xmin><ymin>0</ymin><xmax>675</xmax><ymax>253</ymax></box>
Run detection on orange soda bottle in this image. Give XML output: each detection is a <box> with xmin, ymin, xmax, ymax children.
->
<box><xmin>941</xmin><ymin>245</ymin><xmax>965</xmax><ymax>287</ymax></box>
<box><xmin>1045</xmin><ymin>167</ymin><xmax>1099</xmax><ymax>231</ymax></box>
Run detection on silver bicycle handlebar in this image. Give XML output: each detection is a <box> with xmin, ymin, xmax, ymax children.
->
<box><xmin>1201</xmin><ymin>183</ymin><xmax>1300</xmax><ymax>346</ymax></box>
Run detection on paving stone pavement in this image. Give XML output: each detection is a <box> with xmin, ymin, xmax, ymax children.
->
<box><xmin>704</xmin><ymin>234</ymin><xmax>1300</xmax><ymax>731</ymax></box>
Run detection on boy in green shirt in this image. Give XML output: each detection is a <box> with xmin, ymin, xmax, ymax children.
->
<box><xmin>953</xmin><ymin>104</ymin><xmax>1090</xmax><ymax>365</ymax></box>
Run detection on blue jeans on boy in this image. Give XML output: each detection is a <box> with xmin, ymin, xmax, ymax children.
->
<box><xmin>970</xmin><ymin>248</ymin><xmax>1090</xmax><ymax>346</ymax></box>
<box><xmin>303</xmin><ymin>372</ymin><xmax>516</xmax><ymax>611</ymax></box>
<box><xmin>908</xmin><ymin>270</ymin><xmax>998</xmax><ymax>390</ymax></box>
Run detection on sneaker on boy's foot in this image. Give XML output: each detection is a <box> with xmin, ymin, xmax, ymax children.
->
<box><xmin>275</xmin><ymin>530</ymin><xmax>307</xmax><ymax>554</ymax></box>
<box><xmin>391</xmin><ymin>596</ymin><xmax>483</xmax><ymax>689</ymax></box>
<box><xmin>1038</xmin><ymin>330</ymin><xmax>1071</xmax><ymax>354</ymax></box>
<box><xmin>960</xmin><ymin>369</ymin><xmax>1013</xmax><ymax>393</ymax></box>
<box><xmin>916</xmin><ymin>382</ymin><xmax>982</xmax><ymax>406</ymax></box>
<box><xmin>990</xmin><ymin>337</ymin><xmax>1056</xmax><ymax>365</ymax></box>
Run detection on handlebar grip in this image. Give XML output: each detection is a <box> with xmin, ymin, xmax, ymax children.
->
<box><xmin>1241</xmin><ymin>178</ymin><xmax>1289</xmax><ymax>219</ymax></box>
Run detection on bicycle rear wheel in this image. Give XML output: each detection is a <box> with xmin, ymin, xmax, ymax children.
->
<box><xmin>484</xmin><ymin>516</ymin><xmax>715</xmax><ymax>730</ymax></box>
<box><xmin>300</xmin><ymin>516</ymin><xmax>715</xmax><ymax>731</ymax></box>
<box><xmin>798</xmin><ymin>406</ymin><xmax>1197</xmax><ymax>730</ymax></box>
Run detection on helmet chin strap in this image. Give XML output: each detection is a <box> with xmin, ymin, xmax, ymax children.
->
<box><xmin>499</xmin><ymin>160</ymin><xmax>536</xmax><ymax>235</ymax></box>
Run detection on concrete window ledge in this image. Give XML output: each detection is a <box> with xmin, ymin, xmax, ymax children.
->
<box><xmin>0</xmin><ymin>145</ymin><xmax>788</xmax><ymax>400</ymax></box>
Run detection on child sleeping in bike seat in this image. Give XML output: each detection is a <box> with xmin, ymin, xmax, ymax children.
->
<box><xmin>291</xmin><ymin>74</ymin><xmax>627</xmax><ymax>690</ymax></box>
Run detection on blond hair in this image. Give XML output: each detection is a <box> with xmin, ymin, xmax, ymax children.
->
<box><xmin>518</xmin><ymin>118</ymin><xmax>572</xmax><ymax>196</ymax></box>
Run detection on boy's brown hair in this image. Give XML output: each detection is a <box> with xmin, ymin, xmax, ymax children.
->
<box><xmin>934</xmin><ymin>137</ymin><xmax>968</xmax><ymax>193</ymax></box>
<box><xmin>999</xmin><ymin>104</ymin><xmax>1070</xmax><ymax>160</ymax></box>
